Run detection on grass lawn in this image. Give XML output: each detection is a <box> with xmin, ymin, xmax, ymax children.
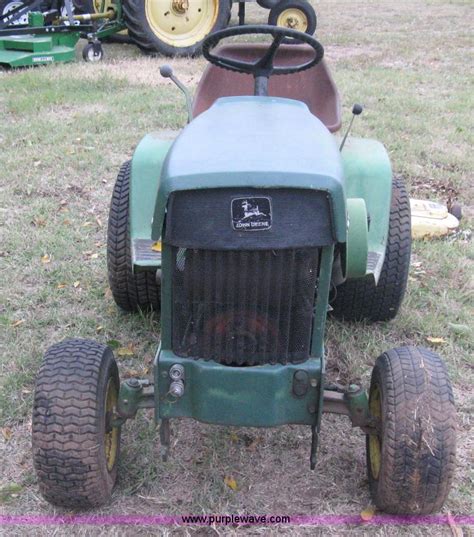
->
<box><xmin>0</xmin><ymin>0</ymin><xmax>472</xmax><ymax>535</ymax></box>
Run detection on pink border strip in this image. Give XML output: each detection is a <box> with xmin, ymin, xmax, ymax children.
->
<box><xmin>0</xmin><ymin>515</ymin><xmax>473</xmax><ymax>526</ymax></box>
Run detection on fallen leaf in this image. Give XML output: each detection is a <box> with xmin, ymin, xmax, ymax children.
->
<box><xmin>73</xmin><ymin>281</ymin><xmax>81</xmax><ymax>288</ymax></box>
<box><xmin>96</xmin><ymin>325</ymin><xmax>104</xmax><ymax>333</ymax></box>
<box><xmin>246</xmin><ymin>437</ymin><xmax>262</xmax><ymax>452</ymax></box>
<box><xmin>96</xmin><ymin>217</ymin><xmax>102</xmax><ymax>228</ymax></box>
<box><xmin>123</xmin><ymin>369</ymin><xmax>141</xmax><ymax>378</ymax></box>
<box><xmin>1</xmin><ymin>428</ymin><xmax>13</xmax><ymax>441</ymax></box>
<box><xmin>63</xmin><ymin>219</ymin><xmax>71</xmax><ymax>226</ymax></box>
<box><xmin>21</xmin><ymin>388</ymin><xmax>32</xmax><ymax>394</ymax></box>
<box><xmin>117</xmin><ymin>345</ymin><xmax>135</xmax><ymax>357</ymax></box>
<box><xmin>32</xmin><ymin>217</ymin><xmax>46</xmax><ymax>227</ymax></box>
<box><xmin>90</xmin><ymin>253</ymin><xmax>99</xmax><ymax>260</ymax></box>
<box><xmin>10</xmin><ymin>319</ymin><xmax>25</xmax><ymax>328</ymax></box>
<box><xmin>426</xmin><ymin>336</ymin><xmax>447</xmax><ymax>346</ymax></box>
<box><xmin>57</xmin><ymin>283</ymin><xmax>67</xmax><ymax>289</ymax></box>
<box><xmin>151</xmin><ymin>241</ymin><xmax>162</xmax><ymax>252</ymax></box>
<box><xmin>41</xmin><ymin>254</ymin><xmax>51</xmax><ymax>264</ymax></box>
<box><xmin>224</xmin><ymin>476</ymin><xmax>238</xmax><ymax>491</ymax></box>
<box><xmin>82</xmin><ymin>221</ymin><xmax>93</xmax><ymax>227</ymax></box>
<box><xmin>360</xmin><ymin>505</ymin><xmax>376</xmax><ymax>522</ymax></box>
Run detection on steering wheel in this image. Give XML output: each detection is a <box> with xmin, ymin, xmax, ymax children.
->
<box><xmin>202</xmin><ymin>25</ymin><xmax>324</xmax><ymax>95</ymax></box>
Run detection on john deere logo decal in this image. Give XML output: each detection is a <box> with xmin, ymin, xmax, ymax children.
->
<box><xmin>231</xmin><ymin>197</ymin><xmax>272</xmax><ymax>231</ymax></box>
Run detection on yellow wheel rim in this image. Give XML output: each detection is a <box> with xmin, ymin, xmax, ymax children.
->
<box><xmin>276</xmin><ymin>8</ymin><xmax>309</xmax><ymax>32</ymax></box>
<box><xmin>104</xmin><ymin>379</ymin><xmax>119</xmax><ymax>472</ymax></box>
<box><xmin>368</xmin><ymin>384</ymin><xmax>382</xmax><ymax>479</ymax></box>
<box><xmin>145</xmin><ymin>0</ymin><xmax>219</xmax><ymax>48</ymax></box>
<box><xmin>92</xmin><ymin>0</ymin><xmax>113</xmax><ymax>13</ymax></box>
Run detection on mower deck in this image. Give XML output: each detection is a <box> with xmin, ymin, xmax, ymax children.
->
<box><xmin>0</xmin><ymin>33</ymin><xmax>78</xmax><ymax>67</ymax></box>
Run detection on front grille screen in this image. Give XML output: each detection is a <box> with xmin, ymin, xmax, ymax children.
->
<box><xmin>171</xmin><ymin>248</ymin><xmax>320</xmax><ymax>365</ymax></box>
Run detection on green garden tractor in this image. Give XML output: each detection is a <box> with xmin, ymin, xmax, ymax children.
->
<box><xmin>32</xmin><ymin>26</ymin><xmax>457</xmax><ymax>513</ymax></box>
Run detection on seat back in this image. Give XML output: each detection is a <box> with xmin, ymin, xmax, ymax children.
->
<box><xmin>193</xmin><ymin>43</ymin><xmax>342</xmax><ymax>133</ymax></box>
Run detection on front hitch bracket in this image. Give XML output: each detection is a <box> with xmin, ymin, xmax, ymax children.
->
<box><xmin>322</xmin><ymin>384</ymin><xmax>377</xmax><ymax>433</ymax></box>
<box><xmin>113</xmin><ymin>378</ymin><xmax>154</xmax><ymax>426</ymax></box>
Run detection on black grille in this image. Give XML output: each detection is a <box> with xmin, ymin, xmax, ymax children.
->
<box><xmin>171</xmin><ymin>247</ymin><xmax>320</xmax><ymax>365</ymax></box>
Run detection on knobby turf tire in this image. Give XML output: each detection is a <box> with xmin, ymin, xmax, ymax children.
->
<box><xmin>107</xmin><ymin>160</ymin><xmax>160</xmax><ymax>312</ymax></box>
<box><xmin>32</xmin><ymin>339</ymin><xmax>120</xmax><ymax>508</ymax></box>
<box><xmin>123</xmin><ymin>0</ymin><xmax>232</xmax><ymax>57</ymax></box>
<box><xmin>367</xmin><ymin>346</ymin><xmax>456</xmax><ymax>514</ymax></box>
<box><xmin>331</xmin><ymin>175</ymin><xmax>411</xmax><ymax>322</ymax></box>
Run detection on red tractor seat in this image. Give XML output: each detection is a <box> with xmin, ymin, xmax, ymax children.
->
<box><xmin>193</xmin><ymin>43</ymin><xmax>342</xmax><ymax>133</ymax></box>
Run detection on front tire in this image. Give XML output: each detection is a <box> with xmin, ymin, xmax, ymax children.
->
<box><xmin>32</xmin><ymin>339</ymin><xmax>121</xmax><ymax>508</ymax></box>
<box><xmin>367</xmin><ymin>346</ymin><xmax>456</xmax><ymax>514</ymax></box>
<box><xmin>123</xmin><ymin>0</ymin><xmax>232</xmax><ymax>57</ymax></box>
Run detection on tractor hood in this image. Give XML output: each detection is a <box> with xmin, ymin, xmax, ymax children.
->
<box><xmin>152</xmin><ymin>96</ymin><xmax>346</xmax><ymax>242</ymax></box>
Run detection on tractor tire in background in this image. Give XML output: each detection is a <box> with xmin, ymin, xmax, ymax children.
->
<box><xmin>107</xmin><ymin>161</ymin><xmax>161</xmax><ymax>312</ymax></box>
<box><xmin>0</xmin><ymin>0</ymin><xmax>47</xmax><ymax>24</ymax></box>
<box><xmin>367</xmin><ymin>347</ymin><xmax>456</xmax><ymax>513</ymax></box>
<box><xmin>123</xmin><ymin>0</ymin><xmax>232</xmax><ymax>57</ymax></box>
<box><xmin>330</xmin><ymin>176</ymin><xmax>411</xmax><ymax>322</ymax></box>
<box><xmin>0</xmin><ymin>0</ymin><xmax>86</xmax><ymax>23</ymax></box>
<box><xmin>268</xmin><ymin>0</ymin><xmax>317</xmax><ymax>36</ymax></box>
<box><xmin>32</xmin><ymin>339</ymin><xmax>121</xmax><ymax>508</ymax></box>
<box><xmin>257</xmin><ymin>0</ymin><xmax>280</xmax><ymax>8</ymax></box>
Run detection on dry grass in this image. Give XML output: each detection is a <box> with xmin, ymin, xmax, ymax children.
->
<box><xmin>0</xmin><ymin>0</ymin><xmax>473</xmax><ymax>535</ymax></box>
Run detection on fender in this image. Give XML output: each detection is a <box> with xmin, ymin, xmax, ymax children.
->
<box><xmin>129</xmin><ymin>133</ymin><xmax>172</xmax><ymax>269</ymax></box>
<box><xmin>341</xmin><ymin>137</ymin><xmax>392</xmax><ymax>281</ymax></box>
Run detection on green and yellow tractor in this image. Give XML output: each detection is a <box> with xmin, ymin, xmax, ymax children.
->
<box><xmin>0</xmin><ymin>0</ymin><xmax>318</xmax><ymax>66</ymax></box>
<box><xmin>32</xmin><ymin>26</ymin><xmax>457</xmax><ymax>513</ymax></box>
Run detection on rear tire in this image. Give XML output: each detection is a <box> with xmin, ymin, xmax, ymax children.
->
<box><xmin>32</xmin><ymin>339</ymin><xmax>121</xmax><ymax>508</ymax></box>
<box><xmin>123</xmin><ymin>0</ymin><xmax>232</xmax><ymax>57</ymax></box>
<box><xmin>367</xmin><ymin>346</ymin><xmax>456</xmax><ymax>514</ymax></box>
<box><xmin>107</xmin><ymin>161</ymin><xmax>160</xmax><ymax>312</ymax></box>
<box><xmin>331</xmin><ymin>176</ymin><xmax>411</xmax><ymax>322</ymax></box>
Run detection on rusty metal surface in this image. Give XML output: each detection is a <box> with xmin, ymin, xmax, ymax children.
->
<box><xmin>193</xmin><ymin>43</ymin><xmax>342</xmax><ymax>132</ymax></box>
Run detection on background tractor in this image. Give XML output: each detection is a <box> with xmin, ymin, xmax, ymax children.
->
<box><xmin>0</xmin><ymin>0</ymin><xmax>318</xmax><ymax>62</ymax></box>
<box><xmin>31</xmin><ymin>25</ymin><xmax>456</xmax><ymax>514</ymax></box>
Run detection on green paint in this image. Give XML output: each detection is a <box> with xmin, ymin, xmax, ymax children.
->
<box><xmin>341</xmin><ymin>137</ymin><xmax>392</xmax><ymax>280</ymax></box>
<box><xmin>129</xmin><ymin>134</ymin><xmax>172</xmax><ymax>242</ymax></box>
<box><xmin>345</xmin><ymin>198</ymin><xmax>369</xmax><ymax>278</ymax></box>
<box><xmin>151</xmin><ymin>97</ymin><xmax>347</xmax><ymax>243</ymax></box>
<box><xmin>155</xmin><ymin>351</ymin><xmax>321</xmax><ymax>427</ymax></box>
<box><xmin>311</xmin><ymin>245</ymin><xmax>334</xmax><ymax>358</ymax></box>
<box><xmin>0</xmin><ymin>4</ymin><xmax>125</xmax><ymax>69</ymax></box>
<box><xmin>0</xmin><ymin>33</ymin><xmax>78</xmax><ymax>67</ymax></box>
